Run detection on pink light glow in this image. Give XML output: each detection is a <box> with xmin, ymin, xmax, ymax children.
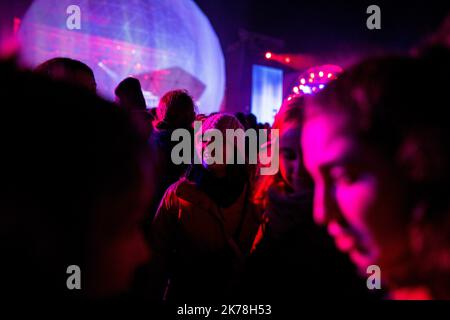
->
<box><xmin>13</xmin><ymin>17</ymin><xmax>21</xmax><ymax>34</ymax></box>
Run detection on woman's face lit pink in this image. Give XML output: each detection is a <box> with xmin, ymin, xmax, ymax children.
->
<box><xmin>301</xmin><ymin>113</ymin><xmax>410</xmax><ymax>275</ymax></box>
<box><xmin>279</xmin><ymin>122</ymin><xmax>311</xmax><ymax>192</ymax></box>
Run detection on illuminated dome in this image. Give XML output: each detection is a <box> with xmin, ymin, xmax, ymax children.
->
<box><xmin>18</xmin><ymin>0</ymin><xmax>225</xmax><ymax>113</ymax></box>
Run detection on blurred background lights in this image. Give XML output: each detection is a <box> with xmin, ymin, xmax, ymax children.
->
<box><xmin>292</xmin><ymin>64</ymin><xmax>343</xmax><ymax>96</ymax></box>
<box><xmin>18</xmin><ymin>0</ymin><xmax>225</xmax><ymax>114</ymax></box>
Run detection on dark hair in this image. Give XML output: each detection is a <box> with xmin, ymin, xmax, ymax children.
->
<box><xmin>1</xmin><ymin>59</ymin><xmax>151</xmax><ymax>300</ymax></box>
<box><xmin>306</xmin><ymin>52</ymin><xmax>450</xmax><ymax>296</ymax></box>
<box><xmin>235</xmin><ymin>112</ymin><xmax>247</xmax><ymax>128</ymax></box>
<box><xmin>35</xmin><ymin>57</ymin><xmax>96</xmax><ymax>92</ymax></box>
<box><xmin>115</xmin><ymin>77</ymin><xmax>147</xmax><ymax>111</ymax></box>
<box><xmin>245</xmin><ymin>113</ymin><xmax>258</xmax><ymax>130</ymax></box>
<box><xmin>155</xmin><ymin>89</ymin><xmax>195</xmax><ymax>130</ymax></box>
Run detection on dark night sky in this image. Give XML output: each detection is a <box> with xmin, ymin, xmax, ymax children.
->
<box><xmin>2</xmin><ymin>0</ymin><xmax>449</xmax><ymax>56</ymax></box>
<box><xmin>194</xmin><ymin>0</ymin><xmax>449</xmax><ymax>56</ymax></box>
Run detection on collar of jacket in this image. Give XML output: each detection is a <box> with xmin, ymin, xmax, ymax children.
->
<box><xmin>173</xmin><ymin>177</ymin><xmax>225</xmax><ymax>224</ymax></box>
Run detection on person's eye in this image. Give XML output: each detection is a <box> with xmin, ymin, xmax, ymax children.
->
<box><xmin>330</xmin><ymin>166</ymin><xmax>358</xmax><ymax>185</ymax></box>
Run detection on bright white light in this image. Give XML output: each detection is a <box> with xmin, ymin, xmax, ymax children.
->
<box><xmin>302</xmin><ymin>85</ymin><xmax>312</xmax><ymax>94</ymax></box>
<box><xmin>251</xmin><ymin>65</ymin><xmax>283</xmax><ymax>124</ymax></box>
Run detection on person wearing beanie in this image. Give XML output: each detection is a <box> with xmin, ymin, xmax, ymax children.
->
<box><xmin>145</xmin><ymin>113</ymin><xmax>260</xmax><ymax>302</ymax></box>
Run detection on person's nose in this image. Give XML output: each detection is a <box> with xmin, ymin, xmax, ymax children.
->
<box><xmin>313</xmin><ymin>182</ymin><xmax>338</xmax><ymax>226</ymax></box>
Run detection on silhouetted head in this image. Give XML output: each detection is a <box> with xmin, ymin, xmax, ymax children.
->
<box><xmin>35</xmin><ymin>57</ymin><xmax>97</xmax><ymax>92</ymax></box>
<box><xmin>235</xmin><ymin>112</ymin><xmax>247</xmax><ymax>129</ymax></box>
<box><xmin>1</xmin><ymin>59</ymin><xmax>153</xmax><ymax>301</ymax></box>
<box><xmin>245</xmin><ymin>113</ymin><xmax>258</xmax><ymax>130</ymax></box>
<box><xmin>155</xmin><ymin>89</ymin><xmax>195</xmax><ymax>130</ymax></box>
<box><xmin>115</xmin><ymin>77</ymin><xmax>147</xmax><ymax>111</ymax></box>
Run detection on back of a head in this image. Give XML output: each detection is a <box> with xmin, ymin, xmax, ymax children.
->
<box><xmin>115</xmin><ymin>77</ymin><xmax>147</xmax><ymax>111</ymax></box>
<box><xmin>35</xmin><ymin>57</ymin><xmax>97</xmax><ymax>92</ymax></box>
<box><xmin>1</xmin><ymin>59</ymin><xmax>151</xmax><ymax>300</ymax></box>
<box><xmin>245</xmin><ymin>113</ymin><xmax>258</xmax><ymax>129</ymax></box>
<box><xmin>155</xmin><ymin>89</ymin><xmax>195</xmax><ymax>130</ymax></box>
<box><xmin>235</xmin><ymin>112</ymin><xmax>248</xmax><ymax>129</ymax></box>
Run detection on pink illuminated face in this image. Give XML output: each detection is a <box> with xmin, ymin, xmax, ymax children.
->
<box><xmin>279</xmin><ymin>121</ymin><xmax>312</xmax><ymax>192</ymax></box>
<box><xmin>301</xmin><ymin>112</ymin><xmax>411</xmax><ymax>276</ymax></box>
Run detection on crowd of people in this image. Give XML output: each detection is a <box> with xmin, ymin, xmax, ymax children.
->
<box><xmin>1</xmin><ymin>33</ymin><xmax>450</xmax><ymax>303</ymax></box>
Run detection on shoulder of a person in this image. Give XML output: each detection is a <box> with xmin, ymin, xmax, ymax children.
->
<box><xmin>173</xmin><ymin>178</ymin><xmax>210</xmax><ymax>205</ymax></box>
<box><xmin>161</xmin><ymin>177</ymin><xmax>202</xmax><ymax>204</ymax></box>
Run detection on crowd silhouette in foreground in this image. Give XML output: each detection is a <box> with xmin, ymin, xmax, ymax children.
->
<box><xmin>1</xmin><ymin>24</ymin><xmax>450</xmax><ymax>303</ymax></box>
